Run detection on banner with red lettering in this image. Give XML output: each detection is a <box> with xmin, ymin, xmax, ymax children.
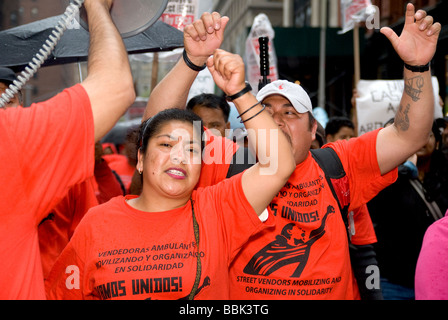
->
<box><xmin>340</xmin><ymin>0</ymin><xmax>372</xmax><ymax>34</ymax></box>
<box><xmin>160</xmin><ymin>0</ymin><xmax>198</xmax><ymax>32</ymax></box>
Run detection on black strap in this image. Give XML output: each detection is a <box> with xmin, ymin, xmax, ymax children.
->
<box><xmin>312</xmin><ymin>148</ymin><xmax>384</xmax><ymax>300</ymax></box>
<box><xmin>188</xmin><ymin>198</ymin><xmax>201</xmax><ymax>300</ymax></box>
<box><xmin>225</xmin><ymin>82</ymin><xmax>252</xmax><ymax>101</ymax></box>
<box><xmin>226</xmin><ymin>147</ymin><xmax>256</xmax><ymax>179</ymax></box>
<box><xmin>310</xmin><ymin>148</ymin><xmax>350</xmax><ymax>237</ymax></box>
<box><xmin>404</xmin><ymin>62</ymin><xmax>430</xmax><ymax>73</ymax></box>
<box><xmin>183</xmin><ymin>49</ymin><xmax>206</xmax><ymax>72</ymax></box>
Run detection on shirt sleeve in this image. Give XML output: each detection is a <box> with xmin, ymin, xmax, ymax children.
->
<box><xmin>197</xmin><ymin>130</ymin><xmax>241</xmax><ymax>188</ymax></box>
<box><xmin>45</xmin><ymin>208</ymin><xmax>98</xmax><ymax>300</ymax></box>
<box><xmin>328</xmin><ymin>129</ymin><xmax>398</xmax><ymax>211</ymax></box>
<box><xmin>195</xmin><ymin>172</ymin><xmax>274</xmax><ymax>262</ymax></box>
<box><xmin>44</xmin><ymin>240</ymin><xmax>86</xmax><ymax>300</ymax></box>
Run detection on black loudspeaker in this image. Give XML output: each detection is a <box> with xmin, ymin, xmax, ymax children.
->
<box><xmin>77</xmin><ymin>0</ymin><xmax>169</xmax><ymax>38</ymax></box>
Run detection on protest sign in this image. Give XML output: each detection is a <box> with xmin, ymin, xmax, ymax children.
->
<box><xmin>356</xmin><ymin>77</ymin><xmax>443</xmax><ymax>135</ymax></box>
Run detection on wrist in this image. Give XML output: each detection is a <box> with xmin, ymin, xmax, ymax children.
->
<box><xmin>226</xmin><ymin>82</ymin><xmax>252</xmax><ymax>101</ymax></box>
<box><xmin>182</xmin><ymin>50</ymin><xmax>207</xmax><ymax>72</ymax></box>
<box><xmin>404</xmin><ymin>62</ymin><xmax>430</xmax><ymax>73</ymax></box>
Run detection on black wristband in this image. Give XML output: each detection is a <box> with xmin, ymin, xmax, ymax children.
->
<box><xmin>182</xmin><ymin>49</ymin><xmax>206</xmax><ymax>72</ymax></box>
<box><xmin>226</xmin><ymin>82</ymin><xmax>252</xmax><ymax>101</ymax></box>
<box><xmin>404</xmin><ymin>62</ymin><xmax>430</xmax><ymax>73</ymax></box>
<box><xmin>241</xmin><ymin>104</ymin><xmax>266</xmax><ymax>124</ymax></box>
<box><xmin>237</xmin><ymin>101</ymin><xmax>262</xmax><ymax>119</ymax></box>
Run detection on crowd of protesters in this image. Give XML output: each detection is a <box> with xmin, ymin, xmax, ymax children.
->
<box><xmin>0</xmin><ymin>1</ymin><xmax>446</xmax><ymax>300</ymax></box>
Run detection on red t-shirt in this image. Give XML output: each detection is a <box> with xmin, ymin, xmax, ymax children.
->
<box><xmin>349</xmin><ymin>204</ymin><xmax>377</xmax><ymax>246</ymax></box>
<box><xmin>45</xmin><ymin>173</ymin><xmax>273</xmax><ymax>300</ymax></box>
<box><xmin>196</xmin><ymin>128</ymin><xmax>239</xmax><ymax>188</ymax></box>
<box><xmin>102</xmin><ymin>154</ymin><xmax>135</xmax><ymax>193</ymax></box>
<box><xmin>229</xmin><ymin>129</ymin><xmax>398</xmax><ymax>300</ymax></box>
<box><xmin>38</xmin><ymin>178</ymin><xmax>99</xmax><ymax>280</ymax></box>
<box><xmin>0</xmin><ymin>84</ymin><xmax>94</xmax><ymax>299</ymax></box>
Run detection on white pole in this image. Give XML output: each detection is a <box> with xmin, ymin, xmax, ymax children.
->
<box><xmin>283</xmin><ymin>0</ymin><xmax>293</xmax><ymax>27</ymax></box>
<box><xmin>318</xmin><ymin>0</ymin><xmax>327</xmax><ymax>109</ymax></box>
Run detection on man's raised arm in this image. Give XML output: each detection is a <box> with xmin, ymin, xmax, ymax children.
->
<box><xmin>80</xmin><ymin>0</ymin><xmax>136</xmax><ymax>142</ymax></box>
<box><xmin>377</xmin><ymin>3</ymin><xmax>441</xmax><ymax>175</ymax></box>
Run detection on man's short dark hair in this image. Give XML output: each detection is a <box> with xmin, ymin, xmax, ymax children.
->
<box><xmin>325</xmin><ymin>116</ymin><xmax>355</xmax><ymax>136</ymax></box>
<box><xmin>186</xmin><ymin>93</ymin><xmax>231</xmax><ymax>123</ymax></box>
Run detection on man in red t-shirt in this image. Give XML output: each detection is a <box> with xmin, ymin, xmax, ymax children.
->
<box><xmin>0</xmin><ymin>0</ymin><xmax>136</xmax><ymax>299</ymax></box>
<box><xmin>144</xmin><ymin>6</ymin><xmax>440</xmax><ymax>299</ymax></box>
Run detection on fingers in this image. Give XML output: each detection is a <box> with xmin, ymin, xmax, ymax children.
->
<box><xmin>408</xmin><ymin>5</ymin><xmax>441</xmax><ymax>37</ymax></box>
<box><xmin>209</xmin><ymin>50</ymin><xmax>240</xmax><ymax>80</ymax></box>
<box><xmin>380</xmin><ymin>27</ymin><xmax>399</xmax><ymax>48</ymax></box>
<box><xmin>207</xmin><ymin>50</ymin><xmax>246</xmax><ymax>94</ymax></box>
<box><xmin>184</xmin><ymin>12</ymin><xmax>228</xmax><ymax>42</ymax></box>
<box><xmin>426</xmin><ymin>21</ymin><xmax>442</xmax><ymax>37</ymax></box>
<box><xmin>404</xmin><ymin>3</ymin><xmax>416</xmax><ymax>26</ymax></box>
<box><xmin>202</xmin><ymin>12</ymin><xmax>222</xmax><ymax>34</ymax></box>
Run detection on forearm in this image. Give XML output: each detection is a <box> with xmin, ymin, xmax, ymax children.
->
<box><xmin>395</xmin><ymin>68</ymin><xmax>434</xmax><ymax>145</ymax></box>
<box><xmin>378</xmin><ymin>68</ymin><xmax>434</xmax><ymax>174</ymax></box>
<box><xmin>143</xmin><ymin>57</ymin><xmax>201</xmax><ymax>120</ymax></box>
<box><xmin>234</xmin><ymin>93</ymin><xmax>295</xmax><ymax>178</ymax></box>
<box><xmin>82</xmin><ymin>1</ymin><xmax>135</xmax><ymax>141</ymax></box>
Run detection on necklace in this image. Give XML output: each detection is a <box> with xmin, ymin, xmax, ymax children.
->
<box><xmin>188</xmin><ymin>198</ymin><xmax>201</xmax><ymax>300</ymax></box>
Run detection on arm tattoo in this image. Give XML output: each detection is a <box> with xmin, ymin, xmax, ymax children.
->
<box><xmin>404</xmin><ymin>75</ymin><xmax>424</xmax><ymax>102</ymax></box>
<box><xmin>395</xmin><ymin>103</ymin><xmax>411</xmax><ymax>131</ymax></box>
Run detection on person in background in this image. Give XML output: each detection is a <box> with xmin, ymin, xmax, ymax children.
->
<box><xmin>0</xmin><ymin>67</ymin><xmax>23</xmax><ymax>108</ymax></box>
<box><xmin>415</xmin><ymin>208</ymin><xmax>448</xmax><ymax>300</ymax></box>
<box><xmin>39</xmin><ymin>142</ymin><xmax>124</xmax><ymax>280</ymax></box>
<box><xmin>0</xmin><ymin>0</ymin><xmax>136</xmax><ymax>299</ymax></box>
<box><xmin>186</xmin><ymin>93</ymin><xmax>230</xmax><ymax>138</ymax></box>
<box><xmin>368</xmin><ymin>118</ymin><xmax>448</xmax><ymax>299</ymax></box>
<box><xmin>325</xmin><ymin>116</ymin><xmax>356</xmax><ymax>142</ymax></box>
<box><xmin>186</xmin><ymin>93</ymin><xmax>256</xmax><ymax>173</ymax></box>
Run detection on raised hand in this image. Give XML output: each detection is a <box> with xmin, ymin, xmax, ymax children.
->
<box><xmin>380</xmin><ymin>3</ymin><xmax>441</xmax><ymax>66</ymax></box>
<box><xmin>183</xmin><ymin>12</ymin><xmax>230</xmax><ymax>66</ymax></box>
<box><xmin>206</xmin><ymin>49</ymin><xmax>246</xmax><ymax>98</ymax></box>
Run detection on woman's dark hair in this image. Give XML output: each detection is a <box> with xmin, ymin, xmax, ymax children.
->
<box><xmin>137</xmin><ymin>108</ymin><xmax>205</xmax><ymax>158</ymax></box>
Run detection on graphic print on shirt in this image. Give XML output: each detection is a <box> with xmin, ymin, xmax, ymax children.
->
<box><xmin>91</xmin><ymin>242</ymin><xmax>211</xmax><ymax>300</ymax></box>
<box><xmin>243</xmin><ymin>205</ymin><xmax>335</xmax><ymax>278</ymax></box>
